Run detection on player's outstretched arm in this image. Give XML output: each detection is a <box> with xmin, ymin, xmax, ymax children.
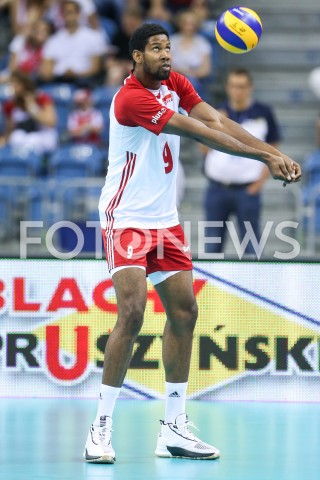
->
<box><xmin>188</xmin><ymin>101</ymin><xmax>302</xmax><ymax>183</ymax></box>
<box><xmin>163</xmin><ymin>112</ymin><xmax>299</xmax><ymax>183</ymax></box>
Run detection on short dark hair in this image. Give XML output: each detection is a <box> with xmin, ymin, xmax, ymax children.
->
<box><xmin>61</xmin><ymin>0</ymin><xmax>81</xmax><ymax>13</ymax></box>
<box><xmin>227</xmin><ymin>68</ymin><xmax>253</xmax><ymax>84</ymax></box>
<box><xmin>129</xmin><ymin>23</ymin><xmax>169</xmax><ymax>61</ymax></box>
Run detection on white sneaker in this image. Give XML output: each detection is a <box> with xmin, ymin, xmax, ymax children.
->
<box><xmin>155</xmin><ymin>413</ymin><xmax>220</xmax><ymax>460</ymax></box>
<box><xmin>83</xmin><ymin>416</ymin><xmax>115</xmax><ymax>463</ymax></box>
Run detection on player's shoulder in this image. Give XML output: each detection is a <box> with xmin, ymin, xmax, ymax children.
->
<box><xmin>115</xmin><ymin>73</ymin><xmax>155</xmax><ymax>106</ymax></box>
<box><xmin>118</xmin><ymin>73</ymin><xmax>146</xmax><ymax>94</ymax></box>
<box><xmin>113</xmin><ymin>73</ymin><xmax>158</xmax><ymax>125</ymax></box>
<box><xmin>163</xmin><ymin>70</ymin><xmax>191</xmax><ymax>91</ymax></box>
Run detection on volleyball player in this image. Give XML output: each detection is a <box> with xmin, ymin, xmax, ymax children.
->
<box><xmin>84</xmin><ymin>23</ymin><xmax>301</xmax><ymax>463</ymax></box>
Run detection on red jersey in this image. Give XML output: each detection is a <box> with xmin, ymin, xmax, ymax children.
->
<box><xmin>98</xmin><ymin>70</ymin><xmax>202</xmax><ymax>230</ymax></box>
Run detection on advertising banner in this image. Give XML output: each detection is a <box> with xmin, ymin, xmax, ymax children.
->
<box><xmin>0</xmin><ymin>260</ymin><xmax>319</xmax><ymax>401</ymax></box>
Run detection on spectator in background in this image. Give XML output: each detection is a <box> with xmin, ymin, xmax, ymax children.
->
<box><xmin>0</xmin><ymin>70</ymin><xmax>57</xmax><ymax>154</ymax></box>
<box><xmin>67</xmin><ymin>88</ymin><xmax>103</xmax><ymax>144</ymax></box>
<box><xmin>39</xmin><ymin>0</ymin><xmax>107</xmax><ymax>87</ymax></box>
<box><xmin>202</xmin><ymin>68</ymin><xmax>281</xmax><ymax>256</ymax></box>
<box><xmin>0</xmin><ymin>1</ymin><xmax>12</xmax><ymax>59</ymax></box>
<box><xmin>188</xmin><ymin>0</ymin><xmax>209</xmax><ymax>24</ymax></box>
<box><xmin>9</xmin><ymin>0</ymin><xmax>48</xmax><ymax>35</ymax></box>
<box><xmin>104</xmin><ymin>5</ymin><xmax>143</xmax><ymax>87</ymax></box>
<box><xmin>93</xmin><ymin>0</ymin><xmax>121</xmax><ymax>25</ymax></box>
<box><xmin>0</xmin><ymin>18</ymin><xmax>54</xmax><ymax>84</ymax></box>
<box><xmin>45</xmin><ymin>0</ymin><xmax>100</xmax><ymax>31</ymax></box>
<box><xmin>164</xmin><ymin>0</ymin><xmax>193</xmax><ymax>12</ymax></box>
<box><xmin>145</xmin><ymin>0</ymin><xmax>172</xmax><ymax>25</ymax></box>
<box><xmin>170</xmin><ymin>9</ymin><xmax>212</xmax><ymax>98</ymax></box>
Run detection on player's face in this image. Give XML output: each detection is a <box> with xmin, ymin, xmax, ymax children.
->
<box><xmin>142</xmin><ymin>35</ymin><xmax>171</xmax><ymax>80</ymax></box>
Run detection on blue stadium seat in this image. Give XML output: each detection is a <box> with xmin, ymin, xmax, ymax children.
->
<box><xmin>57</xmin><ymin>220</ymin><xmax>104</xmax><ymax>253</ymax></box>
<box><xmin>0</xmin><ymin>145</ymin><xmax>11</xmax><ymax>161</ymax></box>
<box><xmin>92</xmin><ymin>87</ymin><xmax>116</xmax><ymax>145</ymax></box>
<box><xmin>0</xmin><ymin>83</ymin><xmax>13</xmax><ymax>102</ymax></box>
<box><xmin>0</xmin><ymin>105</ymin><xmax>4</xmax><ymax>135</ymax></box>
<box><xmin>0</xmin><ymin>52</ymin><xmax>9</xmax><ymax>71</ymax></box>
<box><xmin>40</xmin><ymin>84</ymin><xmax>75</xmax><ymax>135</ymax></box>
<box><xmin>100</xmin><ymin>17</ymin><xmax>119</xmax><ymax>41</ymax></box>
<box><xmin>55</xmin><ymin>104</ymin><xmax>71</xmax><ymax>135</ymax></box>
<box><xmin>48</xmin><ymin>143</ymin><xmax>106</xmax><ymax>177</ymax></box>
<box><xmin>0</xmin><ymin>145</ymin><xmax>42</xmax><ymax>176</ymax></box>
<box><xmin>98</xmin><ymin>107</ymin><xmax>110</xmax><ymax>146</ymax></box>
<box><xmin>0</xmin><ymin>187</ymin><xmax>10</xmax><ymax>240</ymax></box>
<box><xmin>92</xmin><ymin>86</ymin><xmax>117</xmax><ymax>108</ymax></box>
<box><xmin>40</xmin><ymin>83</ymin><xmax>75</xmax><ymax>104</ymax></box>
<box><xmin>52</xmin><ymin>179</ymin><xmax>104</xmax><ymax>253</ymax></box>
<box><xmin>0</xmin><ymin>177</ymin><xmax>44</xmax><ymax>240</ymax></box>
<box><xmin>0</xmin><ymin>85</ymin><xmax>13</xmax><ymax>134</ymax></box>
<box><xmin>0</xmin><ymin>159</ymin><xmax>31</xmax><ymax>177</ymax></box>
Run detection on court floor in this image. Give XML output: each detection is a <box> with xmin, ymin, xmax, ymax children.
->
<box><xmin>0</xmin><ymin>398</ymin><xmax>319</xmax><ymax>480</ymax></box>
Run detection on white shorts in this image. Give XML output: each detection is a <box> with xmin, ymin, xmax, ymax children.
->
<box><xmin>110</xmin><ymin>265</ymin><xmax>180</xmax><ymax>286</ymax></box>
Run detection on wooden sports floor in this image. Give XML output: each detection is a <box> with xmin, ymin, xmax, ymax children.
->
<box><xmin>0</xmin><ymin>398</ymin><xmax>319</xmax><ymax>480</ymax></box>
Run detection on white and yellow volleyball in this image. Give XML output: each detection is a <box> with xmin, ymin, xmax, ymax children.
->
<box><xmin>215</xmin><ymin>6</ymin><xmax>263</xmax><ymax>54</ymax></box>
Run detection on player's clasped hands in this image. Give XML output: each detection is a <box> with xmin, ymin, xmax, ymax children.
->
<box><xmin>268</xmin><ymin>153</ymin><xmax>301</xmax><ymax>186</ymax></box>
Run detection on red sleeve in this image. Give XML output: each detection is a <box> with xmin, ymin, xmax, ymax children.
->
<box><xmin>36</xmin><ymin>92</ymin><xmax>53</xmax><ymax>107</ymax></box>
<box><xmin>114</xmin><ymin>88</ymin><xmax>175</xmax><ymax>135</ymax></box>
<box><xmin>167</xmin><ymin>71</ymin><xmax>203</xmax><ymax>113</ymax></box>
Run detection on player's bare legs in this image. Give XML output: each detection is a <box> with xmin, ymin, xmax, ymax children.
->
<box><xmin>154</xmin><ymin>270</ymin><xmax>220</xmax><ymax>459</ymax></box>
<box><xmin>155</xmin><ymin>270</ymin><xmax>197</xmax><ymax>383</ymax></box>
<box><xmin>84</xmin><ymin>267</ymin><xmax>147</xmax><ymax>463</ymax></box>
<box><xmin>102</xmin><ymin>267</ymin><xmax>147</xmax><ymax>386</ymax></box>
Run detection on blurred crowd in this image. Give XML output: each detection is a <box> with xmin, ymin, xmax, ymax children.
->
<box><xmin>1</xmin><ymin>2</ymin><xmax>319</xmax><ymax>255</ymax></box>
<box><xmin>0</xmin><ymin>0</ymin><xmax>218</xmax><ymax>156</ymax></box>
<box><xmin>0</xmin><ymin>0</ymin><xmax>221</xmax><ymax>249</ymax></box>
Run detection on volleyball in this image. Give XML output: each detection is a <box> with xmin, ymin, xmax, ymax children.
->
<box><xmin>215</xmin><ymin>6</ymin><xmax>263</xmax><ymax>54</ymax></box>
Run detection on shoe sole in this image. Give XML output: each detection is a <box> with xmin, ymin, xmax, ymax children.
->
<box><xmin>84</xmin><ymin>449</ymin><xmax>115</xmax><ymax>464</ymax></box>
<box><xmin>155</xmin><ymin>448</ymin><xmax>220</xmax><ymax>460</ymax></box>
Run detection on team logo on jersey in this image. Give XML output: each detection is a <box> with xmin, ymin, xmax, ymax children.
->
<box><xmin>162</xmin><ymin>93</ymin><xmax>173</xmax><ymax>105</ymax></box>
<box><xmin>152</xmin><ymin>107</ymin><xmax>167</xmax><ymax>124</ymax></box>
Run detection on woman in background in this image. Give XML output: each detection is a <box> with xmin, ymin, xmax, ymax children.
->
<box><xmin>170</xmin><ymin>9</ymin><xmax>212</xmax><ymax>98</ymax></box>
<box><xmin>0</xmin><ymin>18</ymin><xmax>54</xmax><ymax>83</ymax></box>
<box><xmin>0</xmin><ymin>70</ymin><xmax>57</xmax><ymax>154</ymax></box>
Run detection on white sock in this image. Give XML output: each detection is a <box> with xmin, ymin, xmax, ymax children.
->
<box><xmin>164</xmin><ymin>381</ymin><xmax>188</xmax><ymax>424</ymax></box>
<box><xmin>93</xmin><ymin>384</ymin><xmax>121</xmax><ymax>426</ymax></box>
